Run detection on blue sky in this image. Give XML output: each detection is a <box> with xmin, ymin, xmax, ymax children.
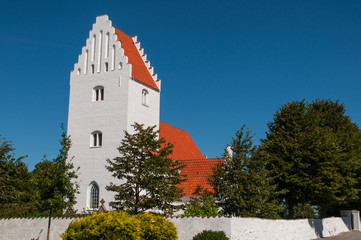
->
<box><xmin>1</xmin><ymin>0</ymin><xmax>361</xmax><ymax>170</ymax></box>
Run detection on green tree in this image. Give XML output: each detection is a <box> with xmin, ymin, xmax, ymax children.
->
<box><xmin>210</xmin><ymin>125</ymin><xmax>281</xmax><ymax>218</ymax></box>
<box><xmin>106</xmin><ymin>123</ymin><xmax>186</xmax><ymax>214</ymax></box>
<box><xmin>261</xmin><ymin>100</ymin><xmax>312</xmax><ymax>218</ymax></box>
<box><xmin>0</xmin><ymin>135</ymin><xmax>35</xmax><ymax>217</ymax></box>
<box><xmin>32</xmin><ymin>124</ymin><xmax>79</xmax><ymax>216</ymax></box>
<box><xmin>182</xmin><ymin>185</ymin><xmax>219</xmax><ymax>217</ymax></box>
<box><xmin>262</xmin><ymin>99</ymin><xmax>361</xmax><ymax>218</ymax></box>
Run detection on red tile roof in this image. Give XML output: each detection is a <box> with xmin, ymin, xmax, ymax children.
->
<box><xmin>159</xmin><ymin>121</ymin><xmax>222</xmax><ymax>196</ymax></box>
<box><xmin>113</xmin><ymin>27</ymin><xmax>159</xmax><ymax>91</ymax></box>
<box><xmin>159</xmin><ymin>121</ymin><xmax>205</xmax><ymax>160</ymax></box>
<box><xmin>179</xmin><ymin>158</ymin><xmax>222</xmax><ymax>196</ymax></box>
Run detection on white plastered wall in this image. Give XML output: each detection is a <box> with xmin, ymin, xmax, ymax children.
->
<box><xmin>67</xmin><ymin>15</ymin><xmax>160</xmax><ymax>212</ymax></box>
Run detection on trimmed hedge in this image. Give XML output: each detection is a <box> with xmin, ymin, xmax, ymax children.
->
<box><xmin>193</xmin><ymin>230</ymin><xmax>229</xmax><ymax>240</ymax></box>
<box><xmin>60</xmin><ymin>211</ymin><xmax>177</xmax><ymax>240</ymax></box>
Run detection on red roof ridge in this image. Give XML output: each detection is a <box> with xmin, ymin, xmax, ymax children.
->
<box><xmin>159</xmin><ymin>121</ymin><xmax>205</xmax><ymax>161</ymax></box>
<box><xmin>112</xmin><ymin>26</ymin><xmax>160</xmax><ymax>91</ymax></box>
<box><xmin>178</xmin><ymin>158</ymin><xmax>222</xmax><ymax>161</ymax></box>
<box><xmin>159</xmin><ymin>121</ymin><xmax>188</xmax><ymax>133</ymax></box>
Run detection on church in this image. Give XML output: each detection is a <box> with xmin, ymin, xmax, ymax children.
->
<box><xmin>67</xmin><ymin>15</ymin><xmax>221</xmax><ymax>212</ymax></box>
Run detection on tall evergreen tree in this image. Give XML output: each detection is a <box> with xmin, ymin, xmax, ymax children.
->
<box><xmin>262</xmin><ymin>99</ymin><xmax>361</xmax><ymax>218</ymax></box>
<box><xmin>106</xmin><ymin>123</ymin><xmax>186</xmax><ymax>215</ymax></box>
<box><xmin>32</xmin><ymin>124</ymin><xmax>79</xmax><ymax>216</ymax></box>
<box><xmin>210</xmin><ymin>125</ymin><xmax>281</xmax><ymax>218</ymax></box>
<box><xmin>261</xmin><ymin>100</ymin><xmax>312</xmax><ymax>218</ymax></box>
<box><xmin>0</xmin><ymin>135</ymin><xmax>35</xmax><ymax>217</ymax></box>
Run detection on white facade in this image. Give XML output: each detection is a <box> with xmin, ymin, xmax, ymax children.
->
<box><xmin>67</xmin><ymin>15</ymin><xmax>160</xmax><ymax>212</ymax></box>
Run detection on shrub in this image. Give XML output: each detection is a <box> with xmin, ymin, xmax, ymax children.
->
<box><xmin>193</xmin><ymin>230</ymin><xmax>229</xmax><ymax>240</ymax></box>
<box><xmin>135</xmin><ymin>212</ymin><xmax>177</xmax><ymax>240</ymax></box>
<box><xmin>182</xmin><ymin>196</ymin><xmax>219</xmax><ymax>217</ymax></box>
<box><xmin>60</xmin><ymin>211</ymin><xmax>142</xmax><ymax>240</ymax></box>
<box><xmin>60</xmin><ymin>210</ymin><xmax>177</xmax><ymax>240</ymax></box>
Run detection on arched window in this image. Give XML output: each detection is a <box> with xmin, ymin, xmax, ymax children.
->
<box><xmin>142</xmin><ymin>89</ymin><xmax>149</xmax><ymax>106</ymax></box>
<box><xmin>89</xmin><ymin>182</ymin><xmax>99</xmax><ymax>209</ymax></box>
<box><xmin>91</xmin><ymin>131</ymin><xmax>102</xmax><ymax>147</ymax></box>
<box><xmin>93</xmin><ymin>86</ymin><xmax>104</xmax><ymax>101</ymax></box>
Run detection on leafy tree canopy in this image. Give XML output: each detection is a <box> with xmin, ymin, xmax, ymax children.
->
<box><xmin>0</xmin><ymin>135</ymin><xmax>35</xmax><ymax>217</ymax></box>
<box><xmin>182</xmin><ymin>185</ymin><xmax>219</xmax><ymax>217</ymax></box>
<box><xmin>32</xmin><ymin>124</ymin><xmax>79</xmax><ymax>216</ymax></box>
<box><xmin>211</xmin><ymin>125</ymin><xmax>281</xmax><ymax>218</ymax></box>
<box><xmin>262</xmin><ymin>99</ymin><xmax>361</xmax><ymax>218</ymax></box>
<box><xmin>106</xmin><ymin>123</ymin><xmax>186</xmax><ymax>215</ymax></box>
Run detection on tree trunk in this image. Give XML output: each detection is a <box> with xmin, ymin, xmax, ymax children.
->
<box><xmin>288</xmin><ymin>202</ymin><xmax>294</xmax><ymax>219</ymax></box>
<box><xmin>320</xmin><ymin>206</ymin><xmax>328</xmax><ymax>218</ymax></box>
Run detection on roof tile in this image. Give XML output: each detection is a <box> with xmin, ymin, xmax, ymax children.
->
<box><xmin>159</xmin><ymin>121</ymin><xmax>205</xmax><ymax>160</ymax></box>
<box><xmin>159</xmin><ymin>121</ymin><xmax>222</xmax><ymax>196</ymax></box>
<box><xmin>179</xmin><ymin>158</ymin><xmax>222</xmax><ymax>196</ymax></box>
<box><xmin>113</xmin><ymin>27</ymin><xmax>159</xmax><ymax>90</ymax></box>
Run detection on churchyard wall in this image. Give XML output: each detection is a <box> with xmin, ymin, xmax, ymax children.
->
<box><xmin>0</xmin><ymin>215</ymin><xmax>353</xmax><ymax>240</ymax></box>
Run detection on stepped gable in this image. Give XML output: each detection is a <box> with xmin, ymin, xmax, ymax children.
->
<box><xmin>179</xmin><ymin>158</ymin><xmax>222</xmax><ymax>196</ymax></box>
<box><xmin>113</xmin><ymin>26</ymin><xmax>159</xmax><ymax>91</ymax></box>
<box><xmin>159</xmin><ymin>121</ymin><xmax>205</xmax><ymax>160</ymax></box>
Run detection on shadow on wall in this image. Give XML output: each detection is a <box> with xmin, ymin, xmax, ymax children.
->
<box><xmin>340</xmin><ymin>211</ymin><xmax>352</xmax><ymax>230</ymax></box>
<box><xmin>308</xmin><ymin>218</ymin><xmax>324</xmax><ymax>238</ymax></box>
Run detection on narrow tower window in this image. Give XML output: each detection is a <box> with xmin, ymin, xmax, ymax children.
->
<box><xmin>142</xmin><ymin>89</ymin><xmax>149</xmax><ymax>106</ymax></box>
<box><xmin>105</xmin><ymin>32</ymin><xmax>109</xmax><ymax>58</ymax></box>
<box><xmin>91</xmin><ymin>131</ymin><xmax>102</xmax><ymax>147</ymax></box>
<box><xmin>91</xmin><ymin>64</ymin><xmax>95</xmax><ymax>74</ymax></box>
<box><xmin>84</xmin><ymin>50</ymin><xmax>88</xmax><ymax>74</ymax></box>
<box><xmin>89</xmin><ymin>182</ymin><xmax>99</xmax><ymax>209</ymax></box>
<box><xmin>112</xmin><ymin>45</ymin><xmax>115</xmax><ymax>70</ymax></box>
<box><xmin>93</xmin><ymin>86</ymin><xmax>104</xmax><ymax>101</ymax></box>
<box><xmin>97</xmin><ymin>31</ymin><xmax>103</xmax><ymax>73</ymax></box>
<box><xmin>91</xmin><ymin>35</ymin><xmax>96</xmax><ymax>61</ymax></box>
<box><xmin>105</xmin><ymin>62</ymin><xmax>109</xmax><ymax>72</ymax></box>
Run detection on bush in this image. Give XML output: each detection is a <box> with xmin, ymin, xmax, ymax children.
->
<box><xmin>182</xmin><ymin>197</ymin><xmax>219</xmax><ymax>217</ymax></box>
<box><xmin>193</xmin><ymin>230</ymin><xmax>229</xmax><ymax>240</ymax></box>
<box><xmin>60</xmin><ymin>210</ymin><xmax>177</xmax><ymax>240</ymax></box>
<box><xmin>135</xmin><ymin>212</ymin><xmax>177</xmax><ymax>240</ymax></box>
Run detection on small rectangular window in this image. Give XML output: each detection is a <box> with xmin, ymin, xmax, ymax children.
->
<box><xmin>93</xmin><ymin>86</ymin><xmax>104</xmax><ymax>102</ymax></box>
<box><xmin>91</xmin><ymin>131</ymin><xmax>102</xmax><ymax>147</ymax></box>
<box><xmin>91</xmin><ymin>64</ymin><xmax>95</xmax><ymax>74</ymax></box>
<box><xmin>98</xmin><ymin>133</ymin><xmax>102</xmax><ymax>146</ymax></box>
<box><xmin>105</xmin><ymin>62</ymin><xmax>109</xmax><ymax>72</ymax></box>
<box><xmin>93</xmin><ymin>134</ymin><xmax>97</xmax><ymax>146</ymax></box>
<box><xmin>96</xmin><ymin>89</ymin><xmax>99</xmax><ymax>101</ymax></box>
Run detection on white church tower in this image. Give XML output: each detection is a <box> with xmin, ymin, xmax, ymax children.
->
<box><xmin>67</xmin><ymin>15</ymin><xmax>161</xmax><ymax>212</ymax></box>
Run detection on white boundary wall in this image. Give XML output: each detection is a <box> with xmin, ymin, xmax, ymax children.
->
<box><xmin>0</xmin><ymin>217</ymin><xmax>74</xmax><ymax>240</ymax></box>
<box><xmin>170</xmin><ymin>216</ymin><xmax>352</xmax><ymax>240</ymax></box>
<box><xmin>0</xmin><ymin>216</ymin><xmax>351</xmax><ymax>240</ymax></box>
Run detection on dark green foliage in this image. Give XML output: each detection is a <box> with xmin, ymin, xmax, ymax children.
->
<box><xmin>60</xmin><ymin>211</ymin><xmax>177</xmax><ymax>240</ymax></box>
<box><xmin>32</xmin><ymin>124</ymin><xmax>79</xmax><ymax>216</ymax></box>
<box><xmin>106</xmin><ymin>123</ymin><xmax>186</xmax><ymax>215</ymax></box>
<box><xmin>262</xmin><ymin>99</ymin><xmax>361</xmax><ymax>218</ymax></box>
<box><xmin>183</xmin><ymin>185</ymin><xmax>219</xmax><ymax>217</ymax></box>
<box><xmin>0</xmin><ymin>135</ymin><xmax>35</xmax><ymax>217</ymax></box>
<box><xmin>193</xmin><ymin>230</ymin><xmax>229</xmax><ymax>240</ymax></box>
<box><xmin>280</xmin><ymin>203</ymin><xmax>316</xmax><ymax>219</ymax></box>
<box><xmin>210</xmin><ymin>125</ymin><xmax>281</xmax><ymax>218</ymax></box>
